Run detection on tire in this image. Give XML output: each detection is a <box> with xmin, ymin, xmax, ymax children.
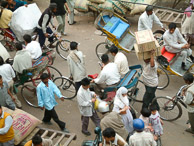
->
<box><xmin>152</xmin><ymin>96</ymin><xmax>182</xmax><ymax>121</ymax></box>
<box><xmin>95</xmin><ymin>42</ymin><xmax>112</xmax><ymax>60</ymax></box>
<box><xmin>56</xmin><ymin>39</ymin><xmax>71</xmax><ymax>60</ymax></box>
<box><xmin>153</xmin><ymin>30</ymin><xmax>164</xmax><ymax>46</ymax></box>
<box><xmin>21</xmin><ymin>84</ymin><xmax>38</xmax><ymax>108</ymax></box>
<box><xmin>31</xmin><ymin>66</ymin><xmax>62</xmax><ymax>87</ymax></box>
<box><xmin>157</xmin><ymin>66</ymin><xmax>170</xmax><ymax>90</ymax></box>
<box><xmin>53</xmin><ymin>76</ymin><xmax>77</xmax><ymax>99</ymax></box>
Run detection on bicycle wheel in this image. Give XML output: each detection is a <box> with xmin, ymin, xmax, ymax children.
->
<box><xmin>157</xmin><ymin>66</ymin><xmax>170</xmax><ymax>90</ymax></box>
<box><xmin>53</xmin><ymin>76</ymin><xmax>77</xmax><ymax>99</ymax></box>
<box><xmin>95</xmin><ymin>42</ymin><xmax>112</xmax><ymax>61</ymax></box>
<box><xmin>56</xmin><ymin>40</ymin><xmax>71</xmax><ymax>60</ymax></box>
<box><xmin>152</xmin><ymin>96</ymin><xmax>182</xmax><ymax>121</ymax></box>
<box><xmin>153</xmin><ymin>30</ymin><xmax>164</xmax><ymax>46</ymax></box>
<box><xmin>21</xmin><ymin>84</ymin><xmax>38</xmax><ymax>108</ymax></box>
<box><xmin>46</xmin><ymin>66</ymin><xmax>63</xmax><ymax>86</ymax></box>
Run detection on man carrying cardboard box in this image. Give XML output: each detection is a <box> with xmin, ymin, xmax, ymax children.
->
<box><xmin>163</xmin><ymin>23</ymin><xmax>194</xmax><ymax>70</ymax></box>
<box><xmin>142</xmin><ymin>50</ymin><xmax>159</xmax><ymax>110</ymax></box>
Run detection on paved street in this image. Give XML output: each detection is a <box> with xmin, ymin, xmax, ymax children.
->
<box><xmin>13</xmin><ymin>0</ymin><xmax>194</xmax><ymax>145</ymax></box>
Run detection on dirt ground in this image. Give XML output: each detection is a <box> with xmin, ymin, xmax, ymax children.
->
<box><xmin>13</xmin><ymin>0</ymin><xmax>194</xmax><ymax>145</ymax></box>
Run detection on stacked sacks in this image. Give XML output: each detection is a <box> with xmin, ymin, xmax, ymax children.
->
<box><xmin>75</xmin><ymin>0</ymin><xmax>89</xmax><ymax>12</ymax></box>
<box><xmin>112</xmin><ymin>1</ymin><xmax>128</xmax><ymax>15</ymax></box>
<box><xmin>88</xmin><ymin>2</ymin><xmax>99</xmax><ymax>11</ymax></box>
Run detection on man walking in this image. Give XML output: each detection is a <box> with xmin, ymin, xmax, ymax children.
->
<box><xmin>67</xmin><ymin>41</ymin><xmax>86</xmax><ymax>91</ymax></box>
<box><xmin>36</xmin><ymin>73</ymin><xmax>69</xmax><ymax>133</ymax></box>
<box><xmin>183</xmin><ymin>73</ymin><xmax>194</xmax><ymax>134</ymax></box>
<box><xmin>77</xmin><ymin>78</ymin><xmax>100</xmax><ymax>136</ymax></box>
<box><xmin>50</xmin><ymin>0</ymin><xmax>70</xmax><ymax>36</ymax></box>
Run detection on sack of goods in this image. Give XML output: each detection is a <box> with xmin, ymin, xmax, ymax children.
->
<box><xmin>88</xmin><ymin>0</ymin><xmax>105</xmax><ymax>4</ymax></box>
<box><xmin>10</xmin><ymin>3</ymin><xmax>41</xmax><ymax>42</ymax></box>
<box><xmin>118</xmin><ymin>0</ymin><xmax>133</xmax><ymax>10</ymax></box>
<box><xmin>134</xmin><ymin>29</ymin><xmax>161</xmax><ymax>60</ymax></box>
<box><xmin>75</xmin><ymin>0</ymin><xmax>89</xmax><ymax>12</ymax></box>
<box><xmin>98</xmin><ymin>0</ymin><xmax>114</xmax><ymax>11</ymax></box>
<box><xmin>88</xmin><ymin>2</ymin><xmax>99</xmax><ymax>11</ymax></box>
<box><xmin>0</xmin><ymin>42</ymin><xmax>10</xmax><ymax>61</ymax></box>
<box><xmin>129</xmin><ymin>0</ymin><xmax>156</xmax><ymax>15</ymax></box>
<box><xmin>112</xmin><ymin>1</ymin><xmax>128</xmax><ymax>15</ymax></box>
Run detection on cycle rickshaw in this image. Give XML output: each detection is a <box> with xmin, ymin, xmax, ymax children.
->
<box><xmin>94</xmin><ymin>11</ymin><xmax>169</xmax><ymax>90</ymax></box>
<box><xmin>14</xmin><ymin>52</ymin><xmax>76</xmax><ymax>108</ymax></box>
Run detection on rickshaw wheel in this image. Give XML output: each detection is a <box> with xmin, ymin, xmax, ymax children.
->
<box><xmin>95</xmin><ymin>42</ymin><xmax>112</xmax><ymax>60</ymax></box>
<box><xmin>157</xmin><ymin>66</ymin><xmax>170</xmax><ymax>90</ymax></box>
<box><xmin>56</xmin><ymin>39</ymin><xmax>71</xmax><ymax>60</ymax></box>
<box><xmin>21</xmin><ymin>84</ymin><xmax>39</xmax><ymax>108</ymax></box>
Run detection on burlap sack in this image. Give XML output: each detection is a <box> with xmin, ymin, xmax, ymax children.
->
<box><xmin>2</xmin><ymin>106</ymin><xmax>14</xmax><ymax>115</ymax></box>
<box><xmin>88</xmin><ymin>2</ymin><xmax>99</xmax><ymax>11</ymax></box>
<box><xmin>130</xmin><ymin>0</ymin><xmax>156</xmax><ymax>15</ymax></box>
<box><xmin>12</xmin><ymin>109</ymin><xmax>42</xmax><ymax>145</ymax></box>
<box><xmin>118</xmin><ymin>0</ymin><xmax>133</xmax><ymax>10</ymax></box>
<box><xmin>75</xmin><ymin>0</ymin><xmax>89</xmax><ymax>12</ymax></box>
<box><xmin>98</xmin><ymin>0</ymin><xmax>113</xmax><ymax>11</ymax></box>
<box><xmin>88</xmin><ymin>0</ymin><xmax>105</xmax><ymax>4</ymax></box>
<box><xmin>112</xmin><ymin>1</ymin><xmax>128</xmax><ymax>15</ymax></box>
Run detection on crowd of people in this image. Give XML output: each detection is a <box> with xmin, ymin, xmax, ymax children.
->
<box><xmin>0</xmin><ymin>0</ymin><xmax>194</xmax><ymax>146</ymax></box>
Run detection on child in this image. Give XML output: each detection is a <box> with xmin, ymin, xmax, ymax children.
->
<box><xmin>149</xmin><ymin>104</ymin><xmax>164</xmax><ymax>140</ymax></box>
<box><xmin>139</xmin><ymin>108</ymin><xmax>152</xmax><ymax>131</ymax></box>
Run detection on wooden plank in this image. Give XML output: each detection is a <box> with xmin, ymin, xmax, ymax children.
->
<box><xmin>173</xmin><ymin>13</ymin><xmax>181</xmax><ymax>22</ymax></box>
<box><xmin>63</xmin><ymin>134</ymin><xmax>76</xmax><ymax>146</ymax></box>
<box><xmin>165</xmin><ymin>13</ymin><xmax>174</xmax><ymax>21</ymax></box>
<box><xmin>54</xmin><ymin>134</ymin><xmax>65</xmax><ymax>146</ymax></box>
<box><xmin>158</xmin><ymin>11</ymin><xmax>166</xmax><ymax>19</ymax></box>
<box><xmin>49</xmin><ymin>132</ymin><xmax>57</xmax><ymax>140</ymax></box>
<box><xmin>41</xmin><ymin>130</ymin><xmax>49</xmax><ymax>138</ymax></box>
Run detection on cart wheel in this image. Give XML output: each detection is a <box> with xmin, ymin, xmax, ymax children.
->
<box><xmin>157</xmin><ymin>66</ymin><xmax>170</xmax><ymax>90</ymax></box>
<box><xmin>53</xmin><ymin>76</ymin><xmax>77</xmax><ymax>99</ymax></box>
<box><xmin>95</xmin><ymin>42</ymin><xmax>112</xmax><ymax>60</ymax></box>
<box><xmin>153</xmin><ymin>30</ymin><xmax>164</xmax><ymax>46</ymax></box>
<box><xmin>56</xmin><ymin>40</ymin><xmax>71</xmax><ymax>60</ymax></box>
<box><xmin>21</xmin><ymin>84</ymin><xmax>38</xmax><ymax>108</ymax></box>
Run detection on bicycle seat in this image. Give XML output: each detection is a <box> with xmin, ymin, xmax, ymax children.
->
<box><xmin>161</xmin><ymin>46</ymin><xmax>176</xmax><ymax>62</ymax></box>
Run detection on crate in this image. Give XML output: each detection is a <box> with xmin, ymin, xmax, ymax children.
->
<box><xmin>134</xmin><ymin>40</ymin><xmax>161</xmax><ymax>60</ymax></box>
<box><xmin>135</xmin><ymin>29</ymin><xmax>156</xmax><ymax>52</ymax></box>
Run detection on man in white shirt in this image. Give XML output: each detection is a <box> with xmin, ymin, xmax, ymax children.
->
<box><xmin>12</xmin><ymin>43</ymin><xmax>32</xmax><ymax>74</ymax></box>
<box><xmin>23</xmin><ymin>34</ymin><xmax>42</xmax><ymax>60</ymax></box>
<box><xmin>142</xmin><ymin>50</ymin><xmax>159</xmax><ymax>110</ymax></box>
<box><xmin>129</xmin><ymin>119</ymin><xmax>156</xmax><ymax>146</ymax></box>
<box><xmin>138</xmin><ymin>5</ymin><xmax>164</xmax><ymax>31</ymax></box>
<box><xmin>110</xmin><ymin>45</ymin><xmax>129</xmax><ymax>77</ymax></box>
<box><xmin>77</xmin><ymin>78</ymin><xmax>100</xmax><ymax>136</ymax></box>
<box><xmin>0</xmin><ymin>56</ymin><xmax>22</xmax><ymax>109</ymax></box>
<box><xmin>163</xmin><ymin>22</ymin><xmax>194</xmax><ymax>70</ymax></box>
<box><xmin>91</xmin><ymin>54</ymin><xmax>120</xmax><ymax>98</ymax></box>
<box><xmin>99</xmin><ymin>127</ymin><xmax>128</xmax><ymax>146</ymax></box>
<box><xmin>67</xmin><ymin>41</ymin><xmax>86</xmax><ymax>92</ymax></box>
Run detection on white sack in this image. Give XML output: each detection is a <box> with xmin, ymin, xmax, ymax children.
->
<box><xmin>10</xmin><ymin>3</ymin><xmax>42</xmax><ymax>41</ymax></box>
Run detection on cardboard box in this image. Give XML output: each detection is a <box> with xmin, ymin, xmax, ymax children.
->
<box><xmin>135</xmin><ymin>29</ymin><xmax>156</xmax><ymax>52</ymax></box>
<box><xmin>134</xmin><ymin>40</ymin><xmax>161</xmax><ymax>60</ymax></box>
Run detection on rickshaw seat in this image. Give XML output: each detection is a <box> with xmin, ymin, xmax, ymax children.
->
<box><xmin>103</xmin><ymin>16</ymin><xmax>129</xmax><ymax>39</ymax></box>
<box><xmin>161</xmin><ymin>46</ymin><xmax>176</xmax><ymax>62</ymax></box>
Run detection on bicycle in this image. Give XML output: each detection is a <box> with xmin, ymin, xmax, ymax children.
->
<box><xmin>152</xmin><ymin>85</ymin><xmax>187</xmax><ymax>121</ymax></box>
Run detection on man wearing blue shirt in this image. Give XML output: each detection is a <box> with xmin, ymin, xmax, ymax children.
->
<box><xmin>6</xmin><ymin>0</ymin><xmax>27</xmax><ymax>11</ymax></box>
<box><xmin>36</xmin><ymin>73</ymin><xmax>69</xmax><ymax>133</ymax></box>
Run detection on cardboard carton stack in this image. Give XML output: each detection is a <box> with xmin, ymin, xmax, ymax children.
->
<box><xmin>134</xmin><ymin>29</ymin><xmax>161</xmax><ymax>60</ymax></box>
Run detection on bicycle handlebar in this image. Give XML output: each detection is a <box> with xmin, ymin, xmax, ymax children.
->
<box><xmin>176</xmin><ymin>85</ymin><xmax>187</xmax><ymax>97</ymax></box>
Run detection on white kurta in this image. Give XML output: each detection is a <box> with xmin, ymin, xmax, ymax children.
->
<box><xmin>94</xmin><ymin>63</ymin><xmax>120</xmax><ymax>85</ymax></box>
<box><xmin>114</xmin><ymin>52</ymin><xmax>129</xmax><ymax>76</ymax></box>
<box><xmin>77</xmin><ymin>86</ymin><xmax>95</xmax><ymax>117</ymax></box>
<box><xmin>129</xmin><ymin>131</ymin><xmax>157</xmax><ymax>146</ymax></box>
<box><xmin>138</xmin><ymin>11</ymin><xmax>163</xmax><ymax>31</ymax></box>
<box><xmin>113</xmin><ymin>87</ymin><xmax>133</xmax><ymax>133</ymax></box>
<box><xmin>12</xmin><ymin>50</ymin><xmax>32</xmax><ymax>74</ymax></box>
<box><xmin>0</xmin><ymin>64</ymin><xmax>15</xmax><ymax>83</ymax></box>
<box><xmin>25</xmin><ymin>41</ymin><xmax>42</xmax><ymax>59</ymax></box>
<box><xmin>67</xmin><ymin>50</ymin><xmax>86</xmax><ymax>82</ymax></box>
